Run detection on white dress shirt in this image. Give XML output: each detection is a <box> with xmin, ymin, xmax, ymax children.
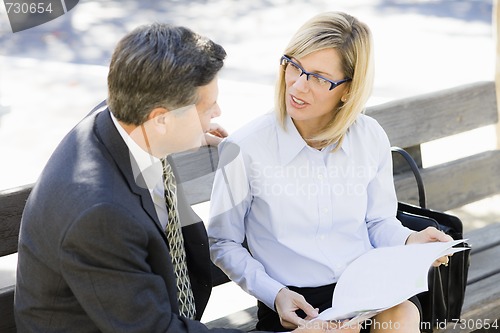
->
<box><xmin>208</xmin><ymin>112</ymin><xmax>414</xmax><ymax>309</ymax></box>
<box><xmin>110</xmin><ymin>112</ymin><xmax>168</xmax><ymax>229</ymax></box>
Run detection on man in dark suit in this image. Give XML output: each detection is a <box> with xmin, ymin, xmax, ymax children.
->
<box><xmin>13</xmin><ymin>22</ymin><xmax>224</xmax><ymax>333</ymax></box>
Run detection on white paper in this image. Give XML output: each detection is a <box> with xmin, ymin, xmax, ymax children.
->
<box><xmin>316</xmin><ymin>240</ymin><xmax>469</xmax><ymax>323</ymax></box>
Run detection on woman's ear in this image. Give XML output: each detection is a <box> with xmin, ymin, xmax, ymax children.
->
<box><xmin>341</xmin><ymin>88</ymin><xmax>350</xmax><ymax>103</ymax></box>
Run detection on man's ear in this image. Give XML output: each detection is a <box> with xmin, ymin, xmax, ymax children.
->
<box><xmin>148</xmin><ymin>107</ymin><xmax>169</xmax><ymax>125</ymax></box>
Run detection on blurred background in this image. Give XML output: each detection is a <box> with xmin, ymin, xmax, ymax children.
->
<box><xmin>0</xmin><ymin>0</ymin><xmax>498</xmax><ymax>323</ymax></box>
<box><xmin>0</xmin><ymin>0</ymin><xmax>495</xmax><ymax>190</ymax></box>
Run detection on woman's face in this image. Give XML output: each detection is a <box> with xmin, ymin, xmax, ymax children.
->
<box><xmin>284</xmin><ymin>48</ymin><xmax>349</xmax><ymax>130</ymax></box>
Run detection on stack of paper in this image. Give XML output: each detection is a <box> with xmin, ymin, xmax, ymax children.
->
<box><xmin>316</xmin><ymin>240</ymin><xmax>469</xmax><ymax>327</ymax></box>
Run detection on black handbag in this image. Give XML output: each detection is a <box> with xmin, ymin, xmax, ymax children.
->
<box><xmin>391</xmin><ymin>147</ymin><xmax>471</xmax><ymax>332</ymax></box>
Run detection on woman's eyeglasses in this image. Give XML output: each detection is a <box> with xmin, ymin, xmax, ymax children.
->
<box><xmin>280</xmin><ymin>55</ymin><xmax>351</xmax><ymax>91</ymax></box>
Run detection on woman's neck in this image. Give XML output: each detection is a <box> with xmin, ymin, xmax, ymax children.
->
<box><xmin>293</xmin><ymin>118</ymin><xmax>319</xmax><ymax>139</ymax></box>
<box><xmin>292</xmin><ymin>117</ymin><xmax>329</xmax><ymax>149</ymax></box>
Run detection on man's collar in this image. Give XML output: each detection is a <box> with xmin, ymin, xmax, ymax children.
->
<box><xmin>110</xmin><ymin>112</ymin><xmax>162</xmax><ymax>192</ymax></box>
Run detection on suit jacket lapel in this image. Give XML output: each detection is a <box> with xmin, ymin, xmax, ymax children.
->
<box><xmin>93</xmin><ymin>109</ymin><xmax>166</xmax><ymax>237</ymax></box>
<box><xmin>93</xmin><ymin>109</ymin><xmax>213</xmax><ymax>319</ymax></box>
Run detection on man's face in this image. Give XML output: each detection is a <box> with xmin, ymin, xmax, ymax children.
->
<box><xmin>194</xmin><ymin>77</ymin><xmax>221</xmax><ymax>135</ymax></box>
<box><xmin>159</xmin><ymin>77</ymin><xmax>221</xmax><ymax>155</ymax></box>
<box><xmin>130</xmin><ymin>77</ymin><xmax>222</xmax><ymax>158</ymax></box>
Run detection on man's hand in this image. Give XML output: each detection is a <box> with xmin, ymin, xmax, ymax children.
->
<box><xmin>204</xmin><ymin>123</ymin><xmax>228</xmax><ymax>146</ymax></box>
<box><xmin>275</xmin><ymin>287</ymin><xmax>319</xmax><ymax>329</ymax></box>
<box><xmin>406</xmin><ymin>226</ymin><xmax>454</xmax><ymax>267</ymax></box>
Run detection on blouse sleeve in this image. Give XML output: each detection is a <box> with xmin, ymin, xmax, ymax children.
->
<box><xmin>364</xmin><ymin>121</ymin><xmax>414</xmax><ymax>247</ymax></box>
<box><xmin>207</xmin><ymin>140</ymin><xmax>285</xmax><ymax>309</ymax></box>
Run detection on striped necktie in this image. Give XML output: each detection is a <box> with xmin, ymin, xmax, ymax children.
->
<box><xmin>161</xmin><ymin>158</ymin><xmax>197</xmax><ymax>319</ymax></box>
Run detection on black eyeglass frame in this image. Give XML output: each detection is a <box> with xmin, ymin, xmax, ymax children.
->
<box><xmin>280</xmin><ymin>55</ymin><xmax>352</xmax><ymax>91</ymax></box>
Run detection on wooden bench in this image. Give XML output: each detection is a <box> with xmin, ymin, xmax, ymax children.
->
<box><xmin>1</xmin><ymin>81</ymin><xmax>500</xmax><ymax>333</ymax></box>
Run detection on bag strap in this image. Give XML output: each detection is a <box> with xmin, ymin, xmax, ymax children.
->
<box><xmin>391</xmin><ymin>147</ymin><xmax>426</xmax><ymax>208</ymax></box>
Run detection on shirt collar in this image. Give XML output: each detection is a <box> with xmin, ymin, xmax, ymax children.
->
<box><xmin>276</xmin><ymin>115</ymin><xmax>308</xmax><ymax>166</ymax></box>
<box><xmin>339</xmin><ymin>127</ymin><xmax>351</xmax><ymax>156</ymax></box>
<box><xmin>276</xmin><ymin>115</ymin><xmax>351</xmax><ymax>165</ymax></box>
<box><xmin>110</xmin><ymin>112</ymin><xmax>163</xmax><ymax>193</ymax></box>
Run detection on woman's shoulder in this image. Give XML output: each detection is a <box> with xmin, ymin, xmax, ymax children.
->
<box><xmin>351</xmin><ymin>113</ymin><xmax>388</xmax><ymax>139</ymax></box>
<box><xmin>346</xmin><ymin>114</ymin><xmax>391</xmax><ymax>154</ymax></box>
<box><xmin>225</xmin><ymin>112</ymin><xmax>277</xmax><ymax>146</ymax></box>
<box><xmin>354</xmin><ymin>113</ymin><xmax>383</xmax><ymax>129</ymax></box>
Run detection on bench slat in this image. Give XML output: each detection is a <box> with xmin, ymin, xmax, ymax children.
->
<box><xmin>0</xmin><ymin>286</ymin><xmax>15</xmax><ymax>333</ymax></box>
<box><xmin>170</xmin><ymin>146</ymin><xmax>218</xmax><ymax>183</ymax></box>
<box><xmin>205</xmin><ymin>306</ymin><xmax>257</xmax><ymax>331</ymax></box>
<box><xmin>170</xmin><ymin>146</ymin><xmax>218</xmax><ymax>206</ymax></box>
<box><xmin>437</xmin><ymin>274</ymin><xmax>500</xmax><ymax>333</ymax></box>
<box><xmin>0</xmin><ymin>185</ymin><xmax>32</xmax><ymax>257</ymax></box>
<box><xmin>367</xmin><ymin>81</ymin><xmax>498</xmax><ymax>149</ymax></box>
<box><xmin>180</xmin><ymin>175</ymin><xmax>215</xmax><ymax>206</ymax></box>
<box><xmin>466</xmin><ymin>242</ymin><xmax>500</xmax><ymax>285</ymax></box>
<box><xmin>465</xmin><ymin>223</ymin><xmax>500</xmax><ymax>254</ymax></box>
<box><xmin>394</xmin><ymin>150</ymin><xmax>500</xmax><ymax>211</ymax></box>
<box><xmin>463</xmin><ymin>223</ymin><xmax>500</xmax><ymax>287</ymax></box>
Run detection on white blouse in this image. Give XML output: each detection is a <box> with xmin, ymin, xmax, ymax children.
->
<box><xmin>208</xmin><ymin>112</ymin><xmax>413</xmax><ymax>309</ymax></box>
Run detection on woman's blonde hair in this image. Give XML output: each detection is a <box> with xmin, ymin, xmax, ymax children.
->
<box><xmin>275</xmin><ymin>11</ymin><xmax>374</xmax><ymax>150</ymax></box>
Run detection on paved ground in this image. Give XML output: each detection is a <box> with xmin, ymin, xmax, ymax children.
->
<box><xmin>0</xmin><ymin>0</ymin><xmax>498</xmax><ymax>324</ymax></box>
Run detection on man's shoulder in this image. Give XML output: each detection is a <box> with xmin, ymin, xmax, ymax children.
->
<box><xmin>31</xmin><ymin>110</ymin><xmax>124</xmax><ymax>209</ymax></box>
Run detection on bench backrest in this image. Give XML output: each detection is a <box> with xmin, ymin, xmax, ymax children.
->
<box><xmin>175</xmin><ymin>81</ymin><xmax>500</xmax><ymax>211</ymax></box>
<box><xmin>368</xmin><ymin>81</ymin><xmax>499</xmax><ymax>211</ymax></box>
<box><xmin>0</xmin><ymin>185</ymin><xmax>31</xmax><ymax>332</ymax></box>
<box><xmin>0</xmin><ymin>80</ymin><xmax>498</xmax><ymax>333</ymax></box>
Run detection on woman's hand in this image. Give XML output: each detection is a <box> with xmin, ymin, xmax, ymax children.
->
<box><xmin>275</xmin><ymin>287</ymin><xmax>319</xmax><ymax>329</ymax></box>
<box><xmin>406</xmin><ymin>226</ymin><xmax>454</xmax><ymax>267</ymax></box>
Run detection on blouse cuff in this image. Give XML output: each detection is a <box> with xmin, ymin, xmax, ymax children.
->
<box><xmin>258</xmin><ymin>279</ymin><xmax>287</xmax><ymax>311</ymax></box>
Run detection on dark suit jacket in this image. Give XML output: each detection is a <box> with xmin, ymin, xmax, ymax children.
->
<box><xmin>14</xmin><ymin>109</ymin><xmax>249</xmax><ymax>332</ymax></box>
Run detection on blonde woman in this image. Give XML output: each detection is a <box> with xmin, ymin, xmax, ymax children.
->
<box><xmin>208</xmin><ymin>12</ymin><xmax>451</xmax><ymax>333</ymax></box>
